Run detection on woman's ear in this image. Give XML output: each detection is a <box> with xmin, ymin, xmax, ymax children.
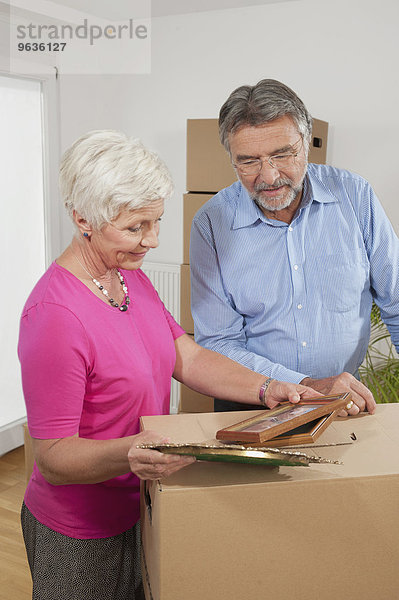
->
<box><xmin>73</xmin><ymin>211</ymin><xmax>92</xmax><ymax>239</ymax></box>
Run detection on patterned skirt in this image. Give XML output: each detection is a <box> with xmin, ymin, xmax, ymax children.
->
<box><xmin>21</xmin><ymin>502</ymin><xmax>145</xmax><ymax>600</ymax></box>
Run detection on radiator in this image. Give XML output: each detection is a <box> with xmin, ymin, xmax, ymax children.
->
<box><xmin>141</xmin><ymin>261</ymin><xmax>181</xmax><ymax>414</ymax></box>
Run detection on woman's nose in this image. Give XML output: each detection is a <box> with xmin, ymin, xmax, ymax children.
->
<box><xmin>140</xmin><ymin>225</ymin><xmax>159</xmax><ymax>249</ymax></box>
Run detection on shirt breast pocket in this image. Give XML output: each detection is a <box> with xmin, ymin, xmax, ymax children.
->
<box><xmin>316</xmin><ymin>253</ymin><xmax>369</xmax><ymax>313</ymax></box>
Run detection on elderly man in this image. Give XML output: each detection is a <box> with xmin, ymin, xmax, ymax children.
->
<box><xmin>190</xmin><ymin>78</ymin><xmax>399</xmax><ymax>415</ymax></box>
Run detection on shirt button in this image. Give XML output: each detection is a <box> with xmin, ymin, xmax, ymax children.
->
<box><xmin>302</xmin><ymin>341</ymin><xmax>307</xmax><ymax>347</ymax></box>
<box><xmin>293</xmin><ymin>264</ymin><xmax>299</xmax><ymax>271</ymax></box>
<box><xmin>288</xmin><ymin>226</ymin><xmax>293</xmax><ymax>232</ymax></box>
<box><xmin>297</xmin><ymin>304</ymin><xmax>303</xmax><ymax>310</ymax></box>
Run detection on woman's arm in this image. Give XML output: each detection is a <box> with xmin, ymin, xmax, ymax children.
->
<box><xmin>20</xmin><ymin>302</ymin><xmax>195</xmax><ymax>487</ymax></box>
<box><xmin>173</xmin><ymin>334</ymin><xmax>321</xmax><ymax>409</ymax></box>
<box><xmin>32</xmin><ymin>430</ymin><xmax>194</xmax><ymax>486</ymax></box>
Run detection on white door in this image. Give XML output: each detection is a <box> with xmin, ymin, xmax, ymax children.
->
<box><xmin>0</xmin><ymin>74</ymin><xmax>46</xmax><ymax>452</ymax></box>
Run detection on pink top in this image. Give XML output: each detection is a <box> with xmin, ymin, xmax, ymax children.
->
<box><xmin>18</xmin><ymin>262</ymin><xmax>185</xmax><ymax>539</ymax></box>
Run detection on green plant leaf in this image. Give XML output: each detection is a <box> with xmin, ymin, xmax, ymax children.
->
<box><xmin>360</xmin><ymin>302</ymin><xmax>399</xmax><ymax>403</ymax></box>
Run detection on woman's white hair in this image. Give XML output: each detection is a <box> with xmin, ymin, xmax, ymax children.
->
<box><xmin>60</xmin><ymin>130</ymin><xmax>174</xmax><ymax>230</ymax></box>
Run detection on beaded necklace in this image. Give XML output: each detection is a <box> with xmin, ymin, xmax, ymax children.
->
<box><xmin>73</xmin><ymin>253</ymin><xmax>130</xmax><ymax>312</ymax></box>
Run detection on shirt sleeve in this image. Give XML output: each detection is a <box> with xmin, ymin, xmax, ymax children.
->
<box><xmin>190</xmin><ymin>212</ymin><xmax>307</xmax><ymax>383</ymax></box>
<box><xmin>18</xmin><ymin>302</ymin><xmax>91</xmax><ymax>439</ymax></box>
<box><xmin>162</xmin><ymin>304</ymin><xmax>186</xmax><ymax>340</ymax></box>
<box><xmin>358</xmin><ymin>182</ymin><xmax>399</xmax><ymax>352</ymax></box>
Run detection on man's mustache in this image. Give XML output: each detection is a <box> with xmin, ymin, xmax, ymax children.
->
<box><xmin>254</xmin><ymin>179</ymin><xmax>292</xmax><ymax>191</ymax></box>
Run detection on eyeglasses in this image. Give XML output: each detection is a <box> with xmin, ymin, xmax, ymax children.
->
<box><xmin>233</xmin><ymin>137</ymin><xmax>303</xmax><ymax>176</ymax></box>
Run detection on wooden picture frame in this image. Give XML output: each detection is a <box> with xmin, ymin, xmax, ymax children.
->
<box><xmin>250</xmin><ymin>410</ymin><xmax>339</xmax><ymax>448</ymax></box>
<box><xmin>216</xmin><ymin>393</ymin><xmax>351</xmax><ymax>445</ymax></box>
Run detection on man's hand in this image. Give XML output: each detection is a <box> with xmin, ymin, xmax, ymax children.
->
<box><xmin>300</xmin><ymin>372</ymin><xmax>376</xmax><ymax>416</ymax></box>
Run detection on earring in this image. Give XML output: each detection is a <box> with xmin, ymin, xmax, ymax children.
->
<box><xmin>83</xmin><ymin>232</ymin><xmax>89</xmax><ymax>238</ymax></box>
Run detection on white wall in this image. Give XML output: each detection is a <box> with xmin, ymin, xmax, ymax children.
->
<box><xmin>58</xmin><ymin>0</ymin><xmax>399</xmax><ymax>262</ymax></box>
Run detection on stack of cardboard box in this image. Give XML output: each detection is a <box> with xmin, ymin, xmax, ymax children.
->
<box><xmin>180</xmin><ymin>119</ymin><xmax>237</xmax><ymax>412</ymax></box>
<box><xmin>179</xmin><ymin>118</ymin><xmax>328</xmax><ymax>412</ymax></box>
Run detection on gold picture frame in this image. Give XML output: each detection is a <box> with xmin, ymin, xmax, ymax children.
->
<box><xmin>216</xmin><ymin>393</ymin><xmax>351</xmax><ymax>445</ymax></box>
<box><xmin>138</xmin><ymin>443</ymin><xmax>342</xmax><ymax>467</ymax></box>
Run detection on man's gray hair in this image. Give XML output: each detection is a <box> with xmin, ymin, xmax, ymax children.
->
<box><xmin>60</xmin><ymin>130</ymin><xmax>174</xmax><ymax>230</ymax></box>
<box><xmin>219</xmin><ymin>79</ymin><xmax>313</xmax><ymax>154</ymax></box>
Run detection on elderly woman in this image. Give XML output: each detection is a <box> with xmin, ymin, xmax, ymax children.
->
<box><xmin>18</xmin><ymin>130</ymin><xmax>318</xmax><ymax>600</ymax></box>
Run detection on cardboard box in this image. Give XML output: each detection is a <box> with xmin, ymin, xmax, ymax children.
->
<box><xmin>180</xmin><ymin>263</ymin><xmax>193</xmax><ymax>334</ymax></box>
<box><xmin>23</xmin><ymin>423</ymin><xmax>34</xmax><ymax>484</ymax></box>
<box><xmin>186</xmin><ymin>118</ymin><xmax>329</xmax><ymax>193</ymax></box>
<box><xmin>177</xmin><ymin>333</ymin><xmax>214</xmax><ymax>413</ymax></box>
<box><xmin>186</xmin><ymin>119</ymin><xmax>236</xmax><ymax>193</ymax></box>
<box><xmin>140</xmin><ymin>405</ymin><xmax>399</xmax><ymax>600</ymax></box>
<box><xmin>309</xmin><ymin>118</ymin><xmax>328</xmax><ymax>164</ymax></box>
<box><xmin>183</xmin><ymin>193</ymin><xmax>213</xmax><ymax>264</ymax></box>
<box><xmin>179</xmin><ymin>384</ymin><xmax>214</xmax><ymax>413</ymax></box>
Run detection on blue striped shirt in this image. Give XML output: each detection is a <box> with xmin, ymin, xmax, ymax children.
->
<box><xmin>190</xmin><ymin>163</ymin><xmax>399</xmax><ymax>383</ymax></box>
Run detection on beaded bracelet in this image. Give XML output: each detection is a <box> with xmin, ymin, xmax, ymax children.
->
<box><xmin>259</xmin><ymin>377</ymin><xmax>274</xmax><ymax>406</ymax></box>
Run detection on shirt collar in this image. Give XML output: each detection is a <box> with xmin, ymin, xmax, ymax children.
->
<box><xmin>232</xmin><ymin>165</ymin><xmax>337</xmax><ymax>230</ymax></box>
<box><xmin>306</xmin><ymin>164</ymin><xmax>338</xmax><ymax>205</ymax></box>
<box><xmin>232</xmin><ymin>184</ymin><xmax>269</xmax><ymax>230</ymax></box>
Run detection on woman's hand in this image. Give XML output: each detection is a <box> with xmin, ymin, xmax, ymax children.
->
<box><xmin>265</xmin><ymin>380</ymin><xmax>323</xmax><ymax>409</ymax></box>
<box><xmin>127</xmin><ymin>430</ymin><xmax>195</xmax><ymax>480</ymax></box>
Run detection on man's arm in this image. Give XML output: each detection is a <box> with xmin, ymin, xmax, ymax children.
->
<box><xmin>190</xmin><ymin>212</ymin><xmax>308</xmax><ymax>384</ymax></box>
<box><xmin>300</xmin><ymin>179</ymin><xmax>399</xmax><ymax>416</ymax></box>
<box><xmin>363</xmin><ymin>185</ymin><xmax>399</xmax><ymax>352</ymax></box>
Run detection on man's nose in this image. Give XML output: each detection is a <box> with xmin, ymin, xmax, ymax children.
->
<box><xmin>257</xmin><ymin>159</ymin><xmax>280</xmax><ymax>185</ymax></box>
